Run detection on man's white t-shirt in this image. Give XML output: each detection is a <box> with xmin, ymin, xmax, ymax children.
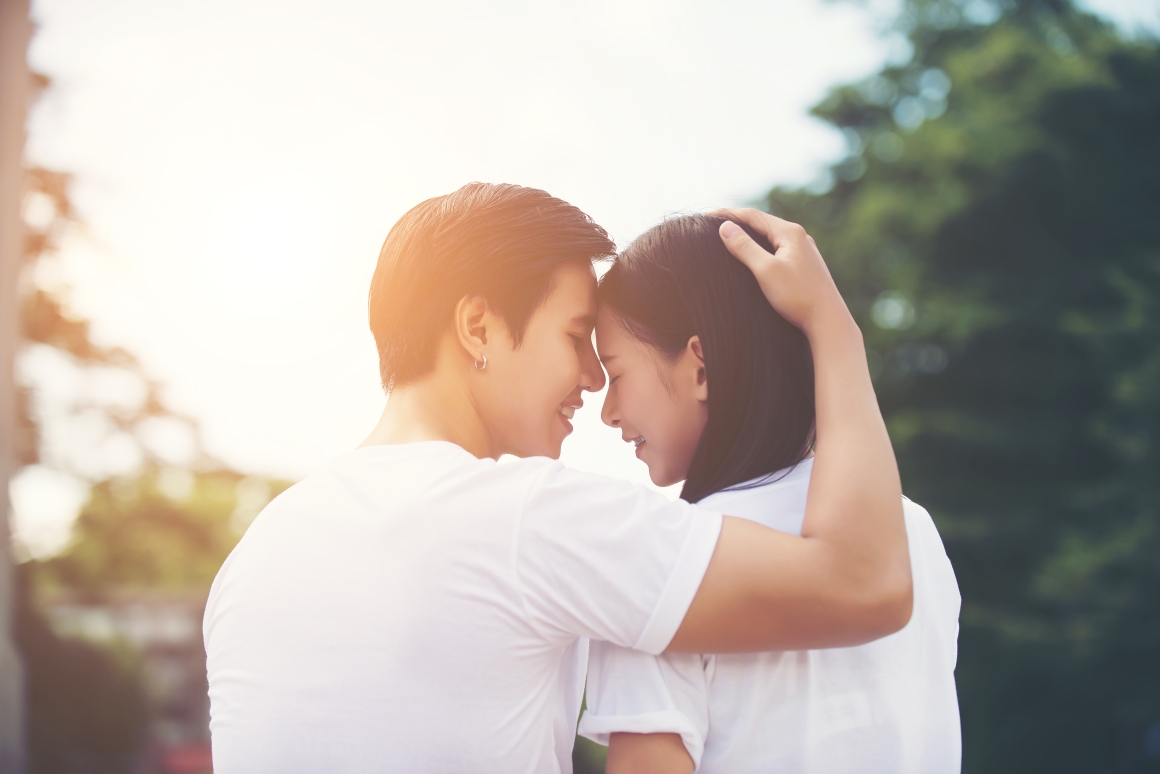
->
<box><xmin>203</xmin><ymin>441</ymin><xmax>722</xmax><ymax>774</ymax></box>
<box><xmin>579</xmin><ymin>458</ymin><xmax>962</xmax><ymax>774</ymax></box>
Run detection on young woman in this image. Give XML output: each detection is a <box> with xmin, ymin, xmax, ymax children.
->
<box><xmin>579</xmin><ymin>213</ymin><xmax>962</xmax><ymax>774</ymax></box>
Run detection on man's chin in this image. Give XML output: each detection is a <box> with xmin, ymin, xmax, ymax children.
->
<box><xmin>540</xmin><ymin>430</ymin><xmax>567</xmax><ymax>460</ymax></box>
<box><xmin>505</xmin><ymin>436</ymin><xmax>564</xmax><ymax>460</ymax></box>
<box><xmin>538</xmin><ymin>437</ymin><xmax>564</xmax><ymax>460</ymax></box>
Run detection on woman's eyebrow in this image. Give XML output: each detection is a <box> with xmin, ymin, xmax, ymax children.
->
<box><xmin>599</xmin><ymin>353</ymin><xmax>618</xmax><ymax>365</ymax></box>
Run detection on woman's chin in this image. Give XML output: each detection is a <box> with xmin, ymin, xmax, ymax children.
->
<box><xmin>646</xmin><ymin>464</ymin><xmax>681</xmax><ymax>489</ymax></box>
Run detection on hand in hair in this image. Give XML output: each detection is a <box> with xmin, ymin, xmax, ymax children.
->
<box><xmin>667</xmin><ymin>208</ymin><xmax>910</xmax><ymax>653</ymax></box>
<box><xmin>713</xmin><ymin>208</ymin><xmax>847</xmax><ymax>338</ymax></box>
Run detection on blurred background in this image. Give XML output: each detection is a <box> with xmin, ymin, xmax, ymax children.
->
<box><xmin>0</xmin><ymin>0</ymin><xmax>1158</xmax><ymax>771</ymax></box>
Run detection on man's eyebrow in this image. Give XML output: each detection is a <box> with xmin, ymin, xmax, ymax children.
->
<box><xmin>571</xmin><ymin>314</ymin><xmax>596</xmax><ymax>329</ymax></box>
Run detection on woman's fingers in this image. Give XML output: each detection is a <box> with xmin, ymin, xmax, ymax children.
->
<box><xmin>719</xmin><ymin>220</ymin><xmax>776</xmax><ymax>273</ymax></box>
<box><xmin>711</xmin><ymin>207</ymin><xmax>804</xmax><ymax>253</ymax></box>
<box><xmin>714</xmin><ymin>208</ymin><xmax>847</xmax><ymax>336</ymax></box>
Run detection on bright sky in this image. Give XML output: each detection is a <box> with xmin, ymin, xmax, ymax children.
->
<box><xmin>13</xmin><ymin>0</ymin><xmax>1158</xmax><ymax>556</ymax></box>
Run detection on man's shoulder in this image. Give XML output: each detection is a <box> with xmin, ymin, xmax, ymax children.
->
<box><xmin>517</xmin><ymin>459</ymin><xmax>676</xmax><ymax>512</ymax></box>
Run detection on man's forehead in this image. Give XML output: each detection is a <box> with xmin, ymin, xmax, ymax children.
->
<box><xmin>547</xmin><ymin>262</ymin><xmax>598</xmax><ymax>319</ymax></box>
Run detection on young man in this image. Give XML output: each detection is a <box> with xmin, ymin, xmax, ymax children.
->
<box><xmin>203</xmin><ymin>183</ymin><xmax>911</xmax><ymax>773</ymax></box>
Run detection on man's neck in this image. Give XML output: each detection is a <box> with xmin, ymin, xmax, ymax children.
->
<box><xmin>360</xmin><ymin>368</ymin><xmax>496</xmax><ymax>459</ymax></box>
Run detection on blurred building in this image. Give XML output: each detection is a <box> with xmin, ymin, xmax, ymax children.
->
<box><xmin>45</xmin><ymin>592</ymin><xmax>211</xmax><ymax>774</ymax></box>
<box><xmin>1</xmin><ymin>0</ymin><xmax>32</xmax><ymax>770</ymax></box>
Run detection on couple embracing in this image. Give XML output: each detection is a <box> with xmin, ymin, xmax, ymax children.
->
<box><xmin>203</xmin><ymin>183</ymin><xmax>961</xmax><ymax>773</ymax></box>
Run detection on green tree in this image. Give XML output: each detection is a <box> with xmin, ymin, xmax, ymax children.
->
<box><xmin>765</xmin><ymin>1</ymin><xmax>1160</xmax><ymax>770</ymax></box>
<box><xmin>18</xmin><ymin>77</ymin><xmax>290</xmax><ymax>771</ymax></box>
<box><xmin>18</xmin><ymin>110</ymin><xmax>292</xmax><ymax>592</ymax></box>
<box><xmin>34</xmin><ymin>468</ymin><xmax>290</xmax><ymax>595</ymax></box>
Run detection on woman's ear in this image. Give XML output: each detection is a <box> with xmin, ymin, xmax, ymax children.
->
<box><xmin>454</xmin><ymin>295</ymin><xmax>491</xmax><ymax>365</ymax></box>
<box><xmin>687</xmin><ymin>336</ymin><xmax>708</xmax><ymax>402</ymax></box>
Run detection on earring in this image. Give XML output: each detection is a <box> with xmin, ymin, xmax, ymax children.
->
<box><xmin>474</xmin><ymin>354</ymin><xmax>488</xmax><ymax>370</ymax></box>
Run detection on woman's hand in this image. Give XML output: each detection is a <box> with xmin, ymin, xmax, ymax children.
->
<box><xmin>714</xmin><ymin>208</ymin><xmax>850</xmax><ymax>339</ymax></box>
<box><xmin>670</xmin><ymin>206</ymin><xmax>911</xmax><ymax>654</ymax></box>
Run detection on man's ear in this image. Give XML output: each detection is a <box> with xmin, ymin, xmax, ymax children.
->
<box><xmin>454</xmin><ymin>295</ymin><xmax>491</xmax><ymax>365</ymax></box>
<box><xmin>687</xmin><ymin>336</ymin><xmax>708</xmax><ymax>402</ymax></box>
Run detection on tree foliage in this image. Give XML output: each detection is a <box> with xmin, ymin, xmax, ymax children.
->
<box><xmin>18</xmin><ymin>165</ymin><xmax>206</xmax><ymax>474</ymax></box>
<box><xmin>766</xmin><ymin>1</ymin><xmax>1160</xmax><ymax>770</ymax></box>
<box><xmin>17</xmin><ymin>76</ymin><xmax>290</xmax><ymax>772</ymax></box>
<box><xmin>18</xmin><ymin>78</ymin><xmax>292</xmax><ymax>594</ymax></box>
<box><xmin>34</xmin><ymin>468</ymin><xmax>290</xmax><ymax>595</ymax></box>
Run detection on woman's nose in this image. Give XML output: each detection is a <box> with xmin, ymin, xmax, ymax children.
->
<box><xmin>601</xmin><ymin>395</ymin><xmax>619</xmax><ymax>428</ymax></box>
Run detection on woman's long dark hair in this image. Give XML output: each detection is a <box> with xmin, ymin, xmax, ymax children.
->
<box><xmin>599</xmin><ymin>214</ymin><xmax>815</xmax><ymax>504</ymax></box>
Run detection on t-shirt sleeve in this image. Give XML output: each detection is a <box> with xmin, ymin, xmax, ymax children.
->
<box><xmin>902</xmin><ymin>497</ymin><xmax>962</xmax><ymax>665</ymax></box>
<box><xmin>578</xmin><ymin>640</ymin><xmax>710</xmax><ymax>768</ymax></box>
<box><xmin>515</xmin><ymin>461</ymin><xmax>723</xmax><ymax>654</ymax></box>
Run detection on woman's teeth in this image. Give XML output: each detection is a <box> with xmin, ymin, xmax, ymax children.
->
<box><xmin>631</xmin><ymin>436</ymin><xmax>645</xmax><ymax>448</ymax></box>
<box><xmin>559</xmin><ymin>406</ymin><xmax>576</xmax><ymax>420</ymax></box>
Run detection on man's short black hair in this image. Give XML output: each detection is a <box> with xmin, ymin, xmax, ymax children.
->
<box><xmin>368</xmin><ymin>182</ymin><xmax>615</xmax><ymax>390</ymax></box>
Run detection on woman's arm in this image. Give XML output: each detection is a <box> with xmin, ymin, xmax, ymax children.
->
<box><xmin>606</xmin><ymin>733</ymin><xmax>694</xmax><ymax>774</ymax></box>
<box><xmin>667</xmin><ymin>210</ymin><xmax>912</xmax><ymax>652</ymax></box>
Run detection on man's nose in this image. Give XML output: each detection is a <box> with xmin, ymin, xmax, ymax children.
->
<box><xmin>579</xmin><ymin>336</ymin><xmax>607</xmax><ymax>393</ymax></box>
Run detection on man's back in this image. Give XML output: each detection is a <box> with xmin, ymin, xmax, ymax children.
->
<box><xmin>204</xmin><ymin>441</ymin><xmax>722</xmax><ymax>773</ymax></box>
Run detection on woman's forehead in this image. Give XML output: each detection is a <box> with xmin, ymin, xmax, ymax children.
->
<box><xmin>595</xmin><ymin>308</ymin><xmax>636</xmax><ymax>358</ymax></box>
<box><xmin>594</xmin><ymin>306</ymin><xmax>620</xmax><ymax>338</ymax></box>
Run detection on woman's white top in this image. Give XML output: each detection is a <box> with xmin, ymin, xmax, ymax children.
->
<box><xmin>579</xmin><ymin>458</ymin><xmax>963</xmax><ymax>774</ymax></box>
